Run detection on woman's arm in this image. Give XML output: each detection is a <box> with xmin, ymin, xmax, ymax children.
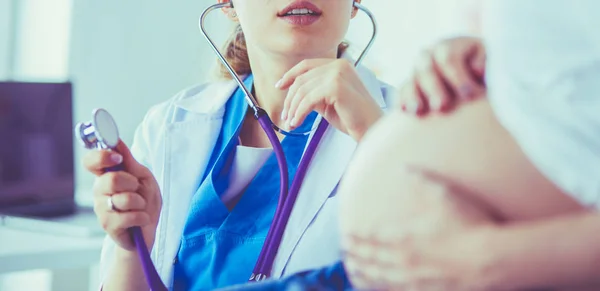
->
<box><xmin>103</xmin><ymin>248</ymin><xmax>150</xmax><ymax>291</ymax></box>
<box><xmin>485</xmin><ymin>212</ymin><xmax>600</xmax><ymax>290</ymax></box>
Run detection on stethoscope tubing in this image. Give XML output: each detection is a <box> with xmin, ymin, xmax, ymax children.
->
<box><xmin>252</xmin><ymin>115</ymin><xmax>331</xmax><ymax>279</ymax></box>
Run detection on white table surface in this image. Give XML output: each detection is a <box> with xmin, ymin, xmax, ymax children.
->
<box><xmin>0</xmin><ymin>226</ymin><xmax>104</xmax><ymax>274</ymax></box>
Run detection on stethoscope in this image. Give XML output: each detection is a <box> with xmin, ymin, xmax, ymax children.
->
<box><xmin>75</xmin><ymin>2</ymin><xmax>377</xmax><ymax>290</ymax></box>
<box><xmin>75</xmin><ymin>109</ymin><xmax>166</xmax><ymax>290</ymax></box>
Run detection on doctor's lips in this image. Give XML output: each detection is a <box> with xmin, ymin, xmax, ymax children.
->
<box><xmin>277</xmin><ymin>1</ymin><xmax>322</xmax><ymax>26</ymax></box>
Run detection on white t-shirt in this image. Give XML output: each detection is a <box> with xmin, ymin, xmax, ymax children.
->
<box><xmin>221</xmin><ymin>145</ymin><xmax>272</xmax><ymax>209</ymax></box>
<box><xmin>482</xmin><ymin>0</ymin><xmax>600</xmax><ymax>207</ymax></box>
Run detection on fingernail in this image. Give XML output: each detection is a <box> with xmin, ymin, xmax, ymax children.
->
<box><xmin>281</xmin><ymin>110</ymin><xmax>288</xmax><ymax>121</ymax></box>
<box><xmin>290</xmin><ymin>117</ymin><xmax>298</xmax><ymax>127</ymax></box>
<box><xmin>275</xmin><ymin>79</ymin><xmax>283</xmax><ymax>88</ymax></box>
<box><xmin>111</xmin><ymin>154</ymin><xmax>123</xmax><ymax>164</ymax></box>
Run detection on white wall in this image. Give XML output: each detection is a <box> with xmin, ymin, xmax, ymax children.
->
<box><xmin>0</xmin><ymin>0</ymin><xmax>14</xmax><ymax>79</ymax></box>
<box><xmin>0</xmin><ymin>0</ymin><xmax>73</xmax><ymax>81</ymax></box>
<box><xmin>12</xmin><ymin>0</ymin><xmax>73</xmax><ymax>81</ymax></box>
<box><xmin>69</xmin><ymin>0</ymin><xmax>229</xmax><ymax>199</ymax></box>
<box><xmin>348</xmin><ymin>0</ymin><xmax>480</xmax><ymax>85</ymax></box>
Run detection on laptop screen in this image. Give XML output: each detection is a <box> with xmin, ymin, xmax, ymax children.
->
<box><xmin>0</xmin><ymin>82</ymin><xmax>75</xmax><ymax>212</ymax></box>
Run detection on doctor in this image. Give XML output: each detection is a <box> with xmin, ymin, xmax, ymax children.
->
<box><xmin>82</xmin><ymin>0</ymin><xmax>485</xmax><ymax>290</ymax></box>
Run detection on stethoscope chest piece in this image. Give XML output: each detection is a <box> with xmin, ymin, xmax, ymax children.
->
<box><xmin>75</xmin><ymin>108</ymin><xmax>120</xmax><ymax>150</ymax></box>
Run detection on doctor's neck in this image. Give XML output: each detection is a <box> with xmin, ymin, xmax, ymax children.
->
<box><xmin>247</xmin><ymin>46</ymin><xmax>338</xmax><ymax>122</ymax></box>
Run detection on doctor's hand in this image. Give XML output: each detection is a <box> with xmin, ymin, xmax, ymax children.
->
<box><xmin>342</xmin><ymin>167</ymin><xmax>498</xmax><ymax>291</ymax></box>
<box><xmin>277</xmin><ymin>59</ymin><xmax>383</xmax><ymax>141</ymax></box>
<box><xmin>399</xmin><ymin>36</ymin><xmax>486</xmax><ymax>116</ymax></box>
<box><xmin>83</xmin><ymin>140</ymin><xmax>162</xmax><ymax>252</ymax></box>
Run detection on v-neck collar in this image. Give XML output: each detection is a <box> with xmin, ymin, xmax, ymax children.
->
<box><xmin>183</xmin><ymin>74</ymin><xmax>319</xmax><ymax>236</ymax></box>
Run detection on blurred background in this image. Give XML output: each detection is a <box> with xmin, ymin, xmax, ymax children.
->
<box><xmin>0</xmin><ymin>0</ymin><xmax>480</xmax><ymax>290</ymax></box>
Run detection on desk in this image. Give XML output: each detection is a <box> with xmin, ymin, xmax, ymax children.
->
<box><xmin>0</xmin><ymin>226</ymin><xmax>104</xmax><ymax>291</ymax></box>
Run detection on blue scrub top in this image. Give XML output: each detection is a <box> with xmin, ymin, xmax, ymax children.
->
<box><xmin>172</xmin><ymin>75</ymin><xmax>318</xmax><ymax>291</ymax></box>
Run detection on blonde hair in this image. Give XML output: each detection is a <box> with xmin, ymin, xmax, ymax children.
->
<box><xmin>217</xmin><ymin>24</ymin><xmax>349</xmax><ymax>79</ymax></box>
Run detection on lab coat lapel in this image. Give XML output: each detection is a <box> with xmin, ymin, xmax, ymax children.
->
<box><xmin>154</xmin><ymin>80</ymin><xmax>239</xmax><ymax>285</ymax></box>
<box><xmin>272</xmin><ymin>66</ymin><xmax>386</xmax><ymax>277</ymax></box>
<box><xmin>271</xmin><ymin>125</ymin><xmax>355</xmax><ymax>278</ymax></box>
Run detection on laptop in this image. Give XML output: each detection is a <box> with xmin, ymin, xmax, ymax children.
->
<box><xmin>0</xmin><ymin>81</ymin><xmax>104</xmax><ymax>237</ymax></box>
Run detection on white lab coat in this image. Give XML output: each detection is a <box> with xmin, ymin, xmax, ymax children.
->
<box><xmin>98</xmin><ymin>66</ymin><xmax>393</xmax><ymax>289</ymax></box>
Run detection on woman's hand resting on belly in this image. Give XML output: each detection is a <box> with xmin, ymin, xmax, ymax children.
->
<box><xmin>340</xmin><ymin>166</ymin><xmax>499</xmax><ymax>291</ymax></box>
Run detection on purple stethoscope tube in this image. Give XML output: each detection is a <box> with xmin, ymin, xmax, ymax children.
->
<box><xmin>75</xmin><ymin>1</ymin><xmax>376</xmax><ymax>290</ymax></box>
<box><xmin>250</xmin><ymin>110</ymin><xmax>330</xmax><ymax>281</ymax></box>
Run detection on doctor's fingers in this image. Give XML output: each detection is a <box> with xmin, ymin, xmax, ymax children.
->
<box><xmin>93</xmin><ymin>171</ymin><xmax>140</xmax><ymax>197</ymax></box>
<box><xmin>94</xmin><ymin>192</ymin><xmax>147</xmax><ymax>213</ymax></box>
<box><xmin>283</xmin><ymin>66</ymin><xmax>329</xmax><ymax>123</ymax></box>
<box><xmin>97</xmin><ymin>210</ymin><xmax>151</xmax><ymax>236</ymax></box>
<box><xmin>285</xmin><ymin>78</ymin><xmax>329</xmax><ymax>129</ymax></box>
<box><xmin>282</xmin><ymin>66</ymin><xmax>323</xmax><ymax>123</ymax></box>
<box><xmin>277</xmin><ymin>58</ymin><xmax>336</xmax><ymax>90</ymax></box>
<box><xmin>83</xmin><ymin>150</ymin><xmax>124</xmax><ymax>176</ymax></box>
